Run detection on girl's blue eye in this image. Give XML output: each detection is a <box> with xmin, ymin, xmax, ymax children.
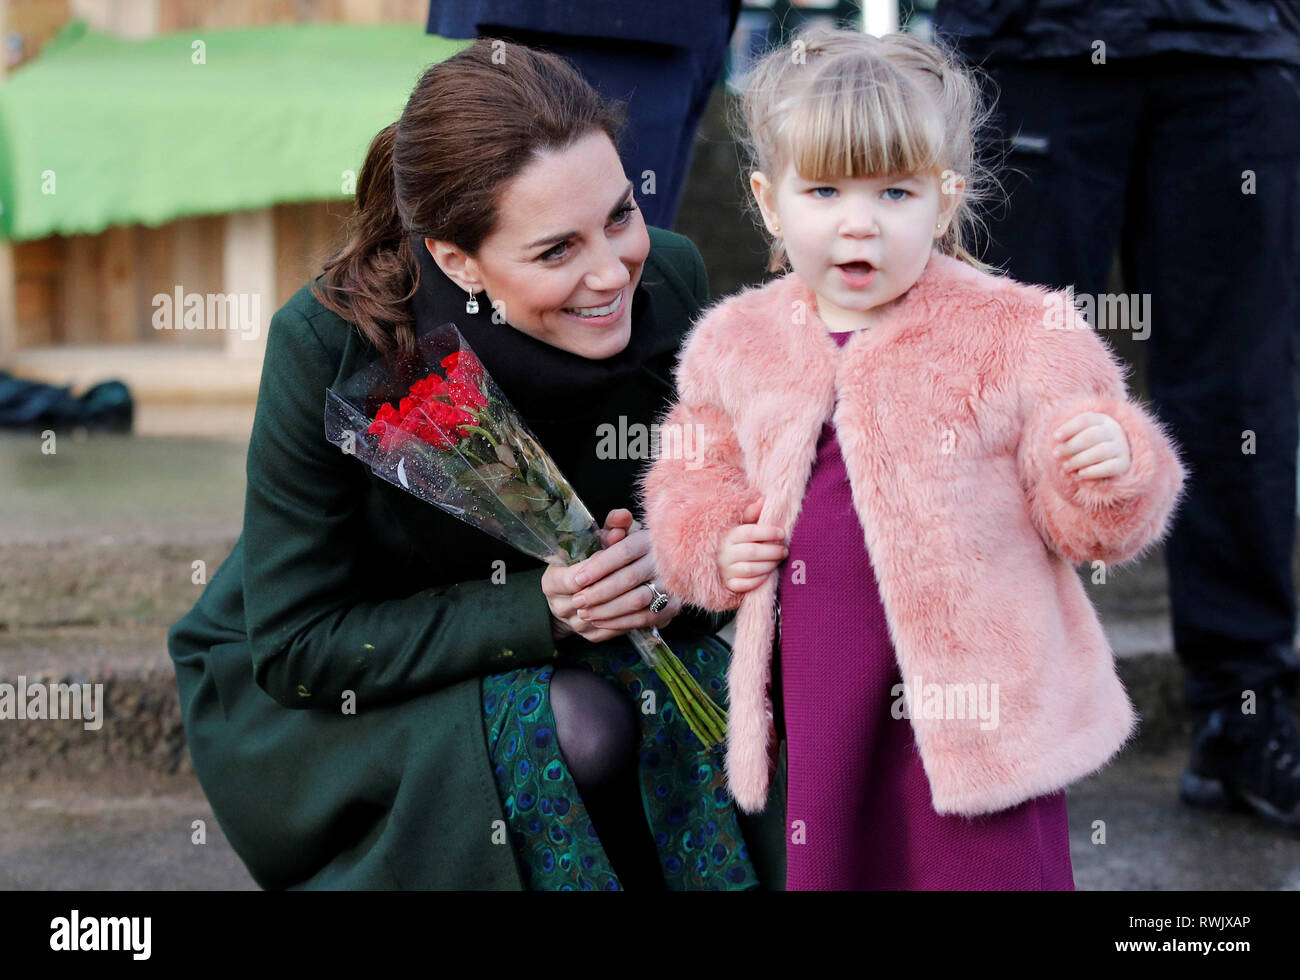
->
<box><xmin>883</xmin><ymin>187</ymin><xmax>910</xmax><ymax>201</ymax></box>
<box><xmin>811</xmin><ymin>187</ymin><xmax>837</xmax><ymax>198</ymax></box>
<box><xmin>538</xmin><ymin>202</ymin><xmax>637</xmax><ymax>261</ymax></box>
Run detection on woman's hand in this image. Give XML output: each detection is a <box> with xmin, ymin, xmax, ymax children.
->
<box><xmin>1053</xmin><ymin>411</ymin><xmax>1131</xmax><ymax>479</ymax></box>
<box><xmin>717</xmin><ymin>498</ymin><xmax>788</xmax><ymax>594</ymax></box>
<box><xmin>542</xmin><ymin>508</ymin><xmax>683</xmax><ymax>643</ymax></box>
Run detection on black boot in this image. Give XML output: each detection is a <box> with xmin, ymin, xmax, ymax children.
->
<box><xmin>1180</xmin><ymin>685</ymin><xmax>1300</xmax><ymax>832</ymax></box>
<box><xmin>0</xmin><ymin>371</ymin><xmax>132</xmax><ymax>434</ymax></box>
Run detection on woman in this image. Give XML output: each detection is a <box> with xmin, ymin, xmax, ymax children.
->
<box><xmin>167</xmin><ymin>38</ymin><xmax>786</xmax><ymax>890</ymax></box>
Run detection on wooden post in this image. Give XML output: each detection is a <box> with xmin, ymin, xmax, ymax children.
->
<box><xmin>101</xmin><ymin>224</ymin><xmax>137</xmax><ymax>341</ymax></box>
<box><xmin>222</xmin><ymin>208</ymin><xmax>274</xmax><ymax>361</ymax></box>
<box><xmin>0</xmin><ymin>243</ymin><xmax>15</xmax><ymax>368</ymax></box>
<box><xmin>70</xmin><ymin>0</ymin><xmax>158</xmax><ymax>38</ymax></box>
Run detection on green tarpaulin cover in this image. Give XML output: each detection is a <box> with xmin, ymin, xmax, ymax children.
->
<box><xmin>0</xmin><ymin>18</ymin><xmax>468</xmax><ymax>241</ymax></box>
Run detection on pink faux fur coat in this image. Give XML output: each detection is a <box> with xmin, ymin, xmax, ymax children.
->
<box><xmin>638</xmin><ymin>249</ymin><xmax>1188</xmax><ymax>817</ymax></box>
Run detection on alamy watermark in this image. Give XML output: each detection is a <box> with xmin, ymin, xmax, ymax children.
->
<box><xmin>891</xmin><ymin>675</ymin><xmax>1000</xmax><ymax>730</ymax></box>
<box><xmin>0</xmin><ymin>676</ymin><xmax>103</xmax><ymax>730</ymax></box>
<box><xmin>1043</xmin><ymin>285</ymin><xmax>1151</xmax><ymax>340</ymax></box>
<box><xmin>151</xmin><ymin>287</ymin><xmax>261</xmax><ymax>341</ymax></box>
<box><xmin>594</xmin><ymin>415</ymin><xmax>709</xmax><ymax>470</ymax></box>
<box><xmin>50</xmin><ymin>910</ymin><xmax>150</xmax><ymax>959</ymax></box>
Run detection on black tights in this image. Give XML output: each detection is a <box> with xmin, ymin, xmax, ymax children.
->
<box><xmin>548</xmin><ymin>666</ymin><xmax>666</xmax><ymax>890</ymax></box>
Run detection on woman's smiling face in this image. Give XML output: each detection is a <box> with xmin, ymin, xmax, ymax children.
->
<box><xmin>425</xmin><ymin>130</ymin><xmax>651</xmax><ymax>360</ymax></box>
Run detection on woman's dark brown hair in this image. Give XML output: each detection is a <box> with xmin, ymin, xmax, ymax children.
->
<box><xmin>311</xmin><ymin>38</ymin><xmax>626</xmax><ymax>354</ymax></box>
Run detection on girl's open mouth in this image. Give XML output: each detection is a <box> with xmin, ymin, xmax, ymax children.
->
<box><xmin>837</xmin><ymin>261</ymin><xmax>876</xmax><ymax>286</ymax></box>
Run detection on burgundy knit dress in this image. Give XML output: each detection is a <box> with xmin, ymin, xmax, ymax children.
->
<box><xmin>777</xmin><ymin>329</ymin><xmax>1076</xmax><ymax>891</ymax></box>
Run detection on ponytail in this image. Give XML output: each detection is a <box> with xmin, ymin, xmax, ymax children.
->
<box><xmin>312</xmin><ymin>122</ymin><xmax>419</xmax><ymax>355</ymax></box>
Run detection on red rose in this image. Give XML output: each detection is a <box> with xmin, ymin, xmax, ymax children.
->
<box><xmin>429</xmin><ymin>400</ymin><xmax>476</xmax><ymax>435</ymax></box>
<box><xmin>368</xmin><ymin>402</ymin><xmax>400</xmax><ymax>433</ymax></box>
<box><xmin>448</xmin><ymin>377</ymin><xmax>487</xmax><ymax>410</ymax></box>
<box><xmin>368</xmin><ymin>402</ymin><xmax>403</xmax><ymax>452</ymax></box>
<box><xmin>443</xmin><ymin>353</ymin><xmax>487</xmax><ymax>410</ymax></box>
<box><xmin>405</xmin><ymin>415</ymin><xmax>454</xmax><ymax>450</ymax></box>
<box><xmin>369</xmin><ymin>365</ymin><xmax>484</xmax><ymax>455</ymax></box>
<box><xmin>399</xmin><ymin>399</ymin><xmax>475</xmax><ymax>450</ymax></box>
<box><xmin>441</xmin><ymin>351</ymin><xmax>484</xmax><ymax>384</ymax></box>
<box><xmin>410</xmin><ymin>374</ymin><xmax>448</xmax><ymax>401</ymax></box>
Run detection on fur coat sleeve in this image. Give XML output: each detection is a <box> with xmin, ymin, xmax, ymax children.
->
<box><xmin>637</xmin><ymin>310</ymin><xmax>761</xmax><ymax>612</ymax></box>
<box><xmin>1014</xmin><ymin>305</ymin><xmax>1187</xmax><ymax>567</ymax></box>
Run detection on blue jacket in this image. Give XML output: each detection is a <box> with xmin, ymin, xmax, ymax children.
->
<box><xmin>426</xmin><ymin>0</ymin><xmax>740</xmax><ymax>50</ymax></box>
<box><xmin>933</xmin><ymin>0</ymin><xmax>1300</xmax><ymax>66</ymax></box>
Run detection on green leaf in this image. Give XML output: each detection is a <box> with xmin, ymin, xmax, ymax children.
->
<box><xmin>494</xmin><ymin>441</ymin><xmax>518</xmax><ymax>468</ymax></box>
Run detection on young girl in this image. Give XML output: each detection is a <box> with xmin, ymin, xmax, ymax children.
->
<box><xmin>638</xmin><ymin>27</ymin><xmax>1187</xmax><ymax>890</ymax></box>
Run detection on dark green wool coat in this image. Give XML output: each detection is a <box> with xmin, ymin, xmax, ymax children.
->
<box><xmin>168</xmin><ymin>226</ymin><xmax>788</xmax><ymax>890</ymax></box>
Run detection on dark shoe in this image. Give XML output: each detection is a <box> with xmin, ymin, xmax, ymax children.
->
<box><xmin>0</xmin><ymin>371</ymin><xmax>132</xmax><ymax>434</ymax></box>
<box><xmin>1180</xmin><ymin>685</ymin><xmax>1300</xmax><ymax>831</ymax></box>
<box><xmin>78</xmin><ymin>379</ymin><xmax>133</xmax><ymax>433</ymax></box>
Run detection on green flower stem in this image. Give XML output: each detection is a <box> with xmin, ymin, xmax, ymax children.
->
<box><xmin>650</xmin><ymin>653</ymin><xmax>726</xmax><ymax>748</ymax></box>
<box><xmin>566</xmin><ymin>532</ymin><xmax>727</xmax><ymax>748</ymax></box>
<box><xmin>459</xmin><ymin>424</ymin><xmax>498</xmax><ymax>447</ymax></box>
<box><xmin>647</xmin><ymin>642</ymin><xmax>727</xmax><ymax>745</ymax></box>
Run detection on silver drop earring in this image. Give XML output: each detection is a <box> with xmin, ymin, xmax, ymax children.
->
<box><xmin>465</xmin><ymin>287</ymin><xmax>479</xmax><ymax>315</ymax></box>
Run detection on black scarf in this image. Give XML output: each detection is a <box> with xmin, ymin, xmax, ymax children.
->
<box><xmin>408</xmin><ymin>234</ymin><xmax>661</xmax><ymax>426</ymax></box>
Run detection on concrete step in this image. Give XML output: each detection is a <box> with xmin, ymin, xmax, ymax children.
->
<box><xmin>0</xmin><ymin>769</ymin><xmax>258</xmax><ymax>890</ymax></box>
<box><xmin>0</xmin><ymin>620</ymin><xmax>1208</xmax><ymax>785</ymax></box>
<box><xmin>0</xmin><ymin>431</ymin><xmax>244</xmax><ymax>779</ymax></box>
<box><xmin>3</xmin><ymin>735</ymin><xmax>1298</xmax><ymax>890</ymax></box>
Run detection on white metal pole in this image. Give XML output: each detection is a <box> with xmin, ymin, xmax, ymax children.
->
<box><xmin>861</xmin><ymin>0</ymin><xmax>899</xmax><ymax>36</ymax></box>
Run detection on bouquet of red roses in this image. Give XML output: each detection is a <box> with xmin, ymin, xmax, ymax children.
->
<box><xmin>324</xmin><ymin>320</ymin><xmax>727</xmax><ymax>749</ymax></box>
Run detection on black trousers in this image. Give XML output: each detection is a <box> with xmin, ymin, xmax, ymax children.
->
<box><xmin>479</xmin><ymin>8</ymin><xmax>736</xmax><ymax>231</ymax></box>
<box><xmin>976</xmin><ymin>53</ymin><xmax>1300</xmax><ymax>708</ymax></box>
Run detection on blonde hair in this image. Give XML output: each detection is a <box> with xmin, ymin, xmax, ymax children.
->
<box><xmin>734</xmin><ymin>25</ymin><xmax>1003</xmax><ymax>275</ymax></box>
